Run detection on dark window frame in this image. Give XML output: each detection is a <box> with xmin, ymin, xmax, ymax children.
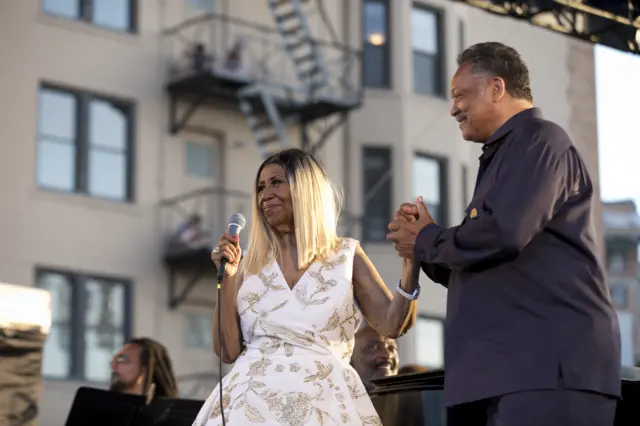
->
<box><xmin>42</xmin><ymin>0</ymin><xmax>138</xmax><ymax>34</ymax></box>
<box><xmin>411</xmin><ymin>4</ymin><xmax>446</xmax><ymax>97</ymax></box>
<box><xmin>413</xmin><ymin>152</ymin><xmax>449</xmax><ymax>227</ymax></box>
<box><xmin>35</xmin><ymin>267</ymin><xmax>133</xmax><ymax>382</ymax></box>
<box><xmin>458</xmin><ymin>18</ymin><xmax>465</xmax><ymax>54</ymax></box>
<box><xmin>415</xmin><ymin>314</ymin><xmax>445</xmax><ymax>369</ymax></box>
<box><xmin>462</xmin><ymin>164</ymin><xmax>469</xmax><ymax>216</ymax></box>
<box><xmin>362</xmin><ymin>145</ymin><xmax>393</xmax><ymax>243</ymax></box>
<box><xmin>37</xmin><ymin>83</ymin><xmax>136</xmax><ymax>202</ymax></box>
<box><xmin>362</xmin><ymin>0</ymin><xmax>392</xmax><ymax>89</ymax></box>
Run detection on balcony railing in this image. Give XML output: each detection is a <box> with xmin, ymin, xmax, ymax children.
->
<box><xmin>162</xmin><ymin>12</ymin><xmax>362</xmax><ymax>106</ymax></box>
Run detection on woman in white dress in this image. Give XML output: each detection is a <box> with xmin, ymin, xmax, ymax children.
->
<box><xmin>193</xmin><ymin>148</ymin><xmax>421</xmax><ymax>426</ymax></box>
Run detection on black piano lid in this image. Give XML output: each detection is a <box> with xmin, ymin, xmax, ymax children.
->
<box><xmin>369</xmin><ymin>369</ymin><xmax>445</xmax><ymax>396</ymax></box>
<box><xmin>369</xmin><ymin>366</ymin><xmax>640</xmax><ymax>397</ymax></box>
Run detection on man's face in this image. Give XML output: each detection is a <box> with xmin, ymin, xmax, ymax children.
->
<box><xmin>352</xmin><ymin>328</ymin><xmax>399</xmax><ymax>383</ymax></box>
<box><xmin>450</xmin><ymin>63</ymin><xmax>501</xmax><ymax>143</ymax></box>
<box><xmin>110</xmin><ymin>343</ymin><xmax>143</xmax><ymax>394</ymax></box>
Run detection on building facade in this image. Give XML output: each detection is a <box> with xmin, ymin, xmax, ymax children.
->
<box><xmin>0</xmin><ymin>1</ymin><xmax>602</xmax><ymax>424</ymax></box>
<box><xmin>603</xmin><ymin>201</ymin><xmax>640</xmax><ymax>366</ymax></box>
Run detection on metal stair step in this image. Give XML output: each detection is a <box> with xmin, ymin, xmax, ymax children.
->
<box><xmin>274</xmin><ymin>11</ymin><xmax>298</xmax><ymax>22</ymax></box>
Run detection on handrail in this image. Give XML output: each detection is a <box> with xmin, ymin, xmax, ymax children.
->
<box><xmin>160</xmin><ymin>186</ymin><xmax>252</xmax><ymax>207</ymax></box>
<box><xmin>162</xmin><ymin>12</ymin><xmax>361</xmax><ymax>56</ymax></box>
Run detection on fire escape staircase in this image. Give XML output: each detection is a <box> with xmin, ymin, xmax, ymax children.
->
<box><xmin>237</xmin><ymin>0</ymin><xmax>345</xmax><ymax>159</ymax></box>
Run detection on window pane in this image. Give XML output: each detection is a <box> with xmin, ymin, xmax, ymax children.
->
<box><xmin>188</xmin><ymin>0</ymin><xmax>215</xmax><ymax>12</ymax></box>
<box><xmin>37</xmin><ymin>139</ymin><xmax>76</xmax><ymax>192</ymax></box>
<box><xmin>38</xmin><ymin>272</ymin><xmax>73</xmax><ymax>378</ymax></box>
<box><xmin>89</xmin><ymin>99</ymin><xmax>128</xmax><ymax>150</ymax></box>
<box><xmin>415</xmin><ymin>318</ymin><xmax>444</xmax><ymax>369</ymax></box>
<box><xmin>84</xmin><ymin>279</ymin><xmax>126</xmax><ymax>329</ymax></box>
<box><xmin>83</xmin><ymin>279</ymin><xmax>127</xmax><ymax>382</ymax></box>
<box><xmin>413</xmin><ymin>52</ymin><xmax>440</xmax><ymax>95</ymax></box>
<box><xmin>85</xmin><ymin>330</ymin><xmax>125</xmax><ymax>382</ymax></box>
<box><xmin>363</xmin><ymin>1</ymin><xmax>389</xmax><ymax>88</ymax></box>
<box><xmin>184</xmin><ymin>312</ymin><xmax>213</xmax><ymax>349</ymax></box>
<box><xmin>92</xmin><ymin>0</ymin><xmax>132</xmax><ymax>32</ymax></box>
<box><xmin>413</xmin><ymin>156</ymin><xmax>440</xmax><ymax>203</ymax></box>
<box><xmin>413</xmin><ymin>155</ymin><xmax>442</xmax><ymax>224</ymax></box>
<box><xmin>363</xmin><ymin>147</ymin><xmax>392</xmax><ymax>242</ymax></box>
<box><xmin>42</xmin><ymin>0</ymin><xmax>80</xmax><ymax>19</ymax></box>
<box><xmin>412</xmin><ymin>8</ymin><xmax>438</xmax><ymax>54</ymax></box>
<box><xmin>363</xmin><ymin>45</ymin><xmax>389</xmax><ymax>88</ymax></box>
<box><xmin>88</xmin><ymin>150</ymin><xmax>127</xmax><ymax>200</ymax></box>
<box><xmin>39</xmin><ymin>89</ymin><xmax>77</xmax><ymax>139</ymax></box>
<box><xmin>364</xmin><ymin>2</ymin><xmax>387</xmax><ymax>39</ymax></box>
<box><xmin>185</xmin><ymin>141</ymin><xmax>214</xmax><ymax>179</ymax></box>
<box><xmin>462</xmin><ymin>165</ymin><xmax>469</xmax><ymax>206</ymax></box>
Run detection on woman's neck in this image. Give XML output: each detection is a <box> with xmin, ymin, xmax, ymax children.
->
<box><xmin>276</xmin><ymin>232</ymin><xmax>296</xmax><ymax>251</ymax></box>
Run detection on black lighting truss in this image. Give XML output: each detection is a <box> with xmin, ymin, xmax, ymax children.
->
<box><xmin>451</xmin><ymin>0</ymin><xmax>640</xmax><ymax>55</ymax></box>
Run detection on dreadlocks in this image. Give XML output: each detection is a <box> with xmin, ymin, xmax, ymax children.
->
<box><xmin>128</xmin><ymin>337</ymin><xmax>179</xmax><ymax>400</ymax></box>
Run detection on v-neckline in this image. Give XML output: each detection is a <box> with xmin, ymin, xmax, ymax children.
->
<box><xmin>272</xmin><ymin>259</ymin><xmax>314</xmax><ymax>292</ymax></box>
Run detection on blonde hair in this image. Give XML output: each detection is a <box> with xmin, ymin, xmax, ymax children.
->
<box><xmin>242</xmin><ymin>148</ymin><xmax>342</xmax><ymax>275</ymax></box>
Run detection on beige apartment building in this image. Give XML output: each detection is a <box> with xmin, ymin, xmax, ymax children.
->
<box><xmin>0</xmin><ymin>0</ymin><xmax>602</xmax><ymax>424</ymax></box>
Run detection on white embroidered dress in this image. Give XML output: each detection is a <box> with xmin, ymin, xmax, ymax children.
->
<box><xmin>193</xmin><ymin>238</ymin><xmax>382</xmax><ymax>426</ymax></box>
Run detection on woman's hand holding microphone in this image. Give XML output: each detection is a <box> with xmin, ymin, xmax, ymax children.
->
<box><xmin>211</xmin><ymin>233</ymin><xmax>242</xmax><ymax>278</ymax></box>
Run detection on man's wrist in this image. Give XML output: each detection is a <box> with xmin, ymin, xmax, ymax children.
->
<box><xmin>413</xmin><ymin>223</ymin><xmax>440</xmax><ymax>263</ymax></box>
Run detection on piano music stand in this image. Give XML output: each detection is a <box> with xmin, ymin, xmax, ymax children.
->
<box><xmin>65</xmin><ymin>387</ymin><xmax>146</xmax><ymax>426</ymax></box>
<box><xmin>135</xmin><ymin>397</ymin><xmax>203</xmax><ymax>426</ymax></box>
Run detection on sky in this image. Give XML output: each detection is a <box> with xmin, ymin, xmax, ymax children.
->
<box><xmin>595</xmin><ymin>46</ymin><xmax>640</xmax><ymax>207</ymax></box>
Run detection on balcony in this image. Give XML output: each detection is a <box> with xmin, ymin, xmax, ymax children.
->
<box><xmin>162</xmin><ymin>11</ymin><xmax>362</xmax><ymax>137</ymax></box>
<box><xmin>159</xmin><ymin>185</ymin><xmax>252</xmax><ymax>309</ymax></box>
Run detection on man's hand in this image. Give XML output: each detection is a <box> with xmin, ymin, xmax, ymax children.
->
<box><xmin>387</xmin><ymin>197</ymin><xmax>436</xmax><ymax>259</ymax></box>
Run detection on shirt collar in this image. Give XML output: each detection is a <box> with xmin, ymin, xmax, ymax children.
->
<box><xmin>479</xmin><ymin>107</ymin><xmax>542</xmax><ymax>162</ymax></box>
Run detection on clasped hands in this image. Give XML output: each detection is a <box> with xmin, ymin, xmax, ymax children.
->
<box><xmin>386</xmin><ymin>196</ymin><xmax>436</xmax><ymax>259</ymax></box>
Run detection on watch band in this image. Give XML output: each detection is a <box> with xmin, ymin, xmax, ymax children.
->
<box><xmin>397</xmin><ymin>279</ymin><xmax>420</xmax><ymax>300</ymax></box>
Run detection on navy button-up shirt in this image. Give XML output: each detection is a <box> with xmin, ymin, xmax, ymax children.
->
<box><xmin>415</xmin><ymin>108</ymin><xmax>621</xmax><ymax>406</ymax></box>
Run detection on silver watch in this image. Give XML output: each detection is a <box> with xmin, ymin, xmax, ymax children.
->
<box><xmin>397</xmin><ymin>280</ymin><xmax>420</xmax><ymax>300</ymax></box>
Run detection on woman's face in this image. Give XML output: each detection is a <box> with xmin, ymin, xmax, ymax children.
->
<box><xmin>257</xmin><ymin>163</ymin><xmax>293</xmax><ymax>232</ymax></box>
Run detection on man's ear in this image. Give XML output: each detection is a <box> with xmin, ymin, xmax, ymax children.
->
<box><xmin>491</xmin><ymin>77</ymin><xmax>506</xmax><ymax>102</ymax></box>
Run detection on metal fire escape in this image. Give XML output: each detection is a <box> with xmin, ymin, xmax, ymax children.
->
<box><xmin>160</xmin><ymin>3</ymin><xmax>361</xmax><ymax>309</ymax></box>
<box><xmin>237</xmin><ymin>0</ymin><xmax>360</xmax><ymax>159</ymax></box>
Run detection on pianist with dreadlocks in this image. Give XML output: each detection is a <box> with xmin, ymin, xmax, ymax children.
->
<box><xmin>110</xmin><ymin>337</ymin><xmax>179</xmax><ymax>401</ymax></box>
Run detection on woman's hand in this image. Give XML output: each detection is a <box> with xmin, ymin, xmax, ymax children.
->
<box><xmin>395</xmin><ymin>203</ymin><xmax>418</xmax><ymax>264</ymax></box>
<box><xmin>211</xmin><ymin>233</ymin><xmax>242</xmax><ymax>278</ymax></box>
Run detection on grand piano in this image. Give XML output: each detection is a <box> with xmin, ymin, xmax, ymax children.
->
<box><xmin>63</xmin><ymin>366</ymin><xmax>640</xmax><ymax>426</ymax></box>
<box><xmin>370</xmin><ymin>367</ymin><xmax>640</xmax><ymax>426</ymax></box>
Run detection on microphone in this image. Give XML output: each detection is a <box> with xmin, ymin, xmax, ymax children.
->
<box><xmin>216</xmin><ymin>213</ymin><xmax>246</xmax><ymax>283</ymax></box>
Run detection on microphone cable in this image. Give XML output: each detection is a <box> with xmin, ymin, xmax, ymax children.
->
<box><xmin>217</xmin><ymin>277</ymin><xmax>226</xmax><ymax>426</ymax></box>
<box><xmin>213</xmin><ymin>213</ymin><xmax>245</xmax><ymax>426</ymax></box>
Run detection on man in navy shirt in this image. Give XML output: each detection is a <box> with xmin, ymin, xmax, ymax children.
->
<box><xmin>387</xmin><ymin>42</ymin><xmax>620</xmax><ymax>426</ymax></box>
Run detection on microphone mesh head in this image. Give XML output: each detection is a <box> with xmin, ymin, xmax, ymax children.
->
<box><xmin>229</xmin><ymin>213</ymin><xmax>247</xmax><ymax>231</ymax></box>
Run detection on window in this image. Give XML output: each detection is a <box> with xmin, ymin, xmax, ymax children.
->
<box><xmin>458</xmin><ymin>19</ymin><xmax>465</xmax><ymax>54</ymax></box>
<box><xmin>411</xmin><ymin>6</ymin><xmax>444</xmax><ymax>96</ymax></box>
<box><xmin>363</xmin><ymin>0</ymin><xmax>390</xmax><ymax>88</ymax></box>
<box><xmin>185</xmin><ymin>141</ymin><xmax>216</xmax><ymax>179</ymax></box>
<box><xmin>362</xmin><ymin>147</ymin><xmax>392</xmax><ymax>242</ymax></box>
<box><xmin>188</xmin><ymin>0</ymin><xmax>215</xmax><ymax>12</ymax></box>
<box><xmin>415</xmin><ymin>316</ymin><xmax>444</xmax><ymax>369</ymax></box>
<box><xmin>184</xmin><ymin>312</ymin><xmax>213</xmax><ymax>349</ymax></box>
<box><xmin>609</xmin><ymin>254</ymin><xmax>625</xmax><ymax>274</ymax></box>
<box><xmin>37</xmin><ymin>269</ymin><xmax>131</xmax><ymax>382</ymax></box>
<box><xmin>610</xmin><ymin>282</ymin><xmax>629</xmax><ymax>309</ymax></box>
<box><xmin>42</xmin><ymin>0</ymin><xmax>137</xmax><ymax>32</ymax></box>
<box><xmin>462</xmin><ymin>164</ymin><xmax>469</xmax><ymax>217</ymax></box>
<box><xmin>37</xmin><ymin>85</ymin><xmax>134</xmax><ymax>202</ymax></box>
<box><xmin>413</xmin><ymin>154</ymin><xmax>447</xmax><ymax>226</ymax></box>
